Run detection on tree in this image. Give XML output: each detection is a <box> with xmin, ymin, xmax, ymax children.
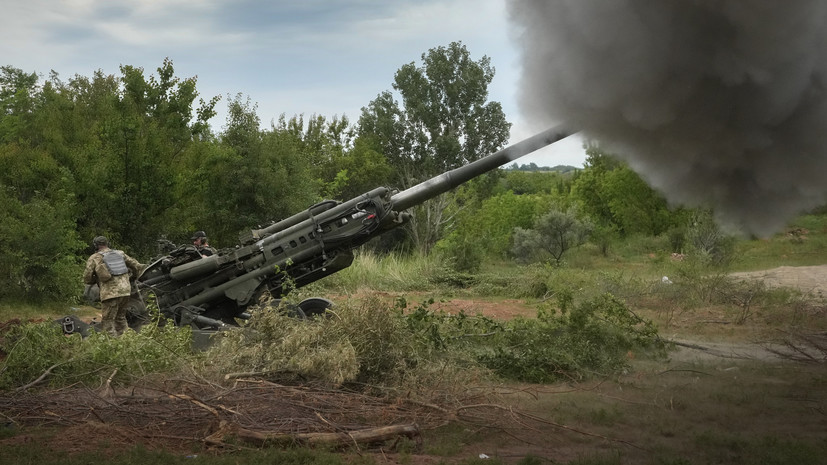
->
<box><xmin>321</xmin><ymin>136</ymin><xmax>393</xmax><ymax>201</ymax></box>
<box><xmin>102</xmin><ymin>59</ymin><xmax>218</xmax><ymax>253</ymax></box>
<box><xmin>187</xmin><ymin>96</ymin><xmax>320</xmax><ymax>243</ymax></box>
<box><xmin>0</xmin><ymin>66</ymin><xmax>39</xmax><ymax>144</ymax></box>
<box><xmin>24</xmin><ymin>60</ymin><xmax>220</xmax><ymax>255</ymax></box>
<box><xmin>358</xmin><ymin>42</ymin><xmax>511</xmax><ymax>252</ymax></box>
<box><xmin>0</xmin><ymin>143</ymin><xmax>84</xmax><ymax>301</ymax></box>
<box><xmin>571</xmin><ymin>145</ymin><xmax>678</xmax><ymax>237</ymax></box>
<box><xmin>274</xmin><ymin>114</ymin><xmax>392</xmax><ymax>202</ymax></box>
<box><xmin>512</xmin><ymin>208</ymin><xmax>592</xmax><ymax>266</ymax></box>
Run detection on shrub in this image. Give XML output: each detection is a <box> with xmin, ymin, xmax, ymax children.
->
<box><xmin>209</xmin><ymin>292</ymin><xmax>665</xmax><ymax>389</ymax></box>
<box><xmin>512</xmin><ymin>208</ymin><xmax>592</xmax><ymax>265</ymax></box>
<box><xmin>477</xmin><ymin>293</ymin><xmax>665</xmax><ymax>383</ymax></box>
<box><xmin>685</xmin><ymin>209</ymin><xmax>736</xmax><ymax>266</ymax></box>
<box><xmin>209</xmin><ymin>297</ymin><xmax>425</xmax><ymax>386</ymax></box>
<box><xmin>434</xmin><ymin>231</ymin><xmax>484</xmax><ymax>273</ymax></box>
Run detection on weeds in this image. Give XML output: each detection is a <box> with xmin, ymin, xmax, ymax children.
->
<box><xmin>319</xmin><ymin>249</ymin><xmax>449</xmax><ymax>292</ymax></box>
<box><xmin>0</xmin><ymin>318</ymin><xmax>196</xmax><ymax>390</ymax></box>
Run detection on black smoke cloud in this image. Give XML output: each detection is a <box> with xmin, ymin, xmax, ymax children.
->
<box><xmin>507</xmin><ymin>0</ymin><xmax>827</xmax><ymax>235</ymax></box>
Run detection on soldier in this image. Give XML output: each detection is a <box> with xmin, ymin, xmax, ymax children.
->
<box><xmin>191</xmin><ymin>230</ymin><xmax>217</xmax><ymax>257</ymax></box>
<box><xmin>82</xmin><ymin>236</ymin><xmax>144</xmax><ymax>337</ymax></box>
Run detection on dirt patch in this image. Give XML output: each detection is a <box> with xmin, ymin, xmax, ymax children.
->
<box><xmin>429</xmin><ymin>298</ymin><xmax>537</xmax><ymax>320</ymax></box>
<box><xmin>730</xmin><ymin>264</ymin><xmax>827</xmax><ymax>297</ymax></box>
<box><xmin>0</xmin><ymin>380</ymin><xmax>451</xmax><ymax>456</ymax></box>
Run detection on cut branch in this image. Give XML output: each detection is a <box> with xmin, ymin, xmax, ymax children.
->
<box><xmin>227</xmin><ymin>422</ymin><xmax>421</xmax><ymax>448</ymax></box>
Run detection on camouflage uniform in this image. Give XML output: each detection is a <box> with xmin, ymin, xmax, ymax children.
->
<box><xmin>191</xmin><ymin>230</ymin><xmax>217</xmax><ymax>257</ymax></box>
<box><xmin>196</xmin><ymin>243</ymin><xmax>217</xmax><ymax>257</ymax></box>
<box><xmin>83</xmin><ymin>243</ymin><xmax>144</xmax><ymax>337</ymax></box>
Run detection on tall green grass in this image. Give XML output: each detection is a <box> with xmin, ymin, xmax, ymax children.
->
<box><xmin>316</xmin><ymin>249</ymin><xmax>450</xmax><ymax>292</ymax></box>
<box><xmin>0</xmin><ymin>319</ymin><xmax>197</xmax><ymax>390</ymax></box>
<box><xmin>733</xmin><ymin>214</ymin><xmax>827</xmax><ymax>270</ymax></box>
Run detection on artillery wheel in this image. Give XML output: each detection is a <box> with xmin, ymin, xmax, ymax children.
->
<box><xmin>125</xmin><ymin>296</ymin><xmax>150</xmax><ymax>331</ymax></box>
<box><xmin>297</xmin><ymin>297</ymin><xmax>334</xmax><ymax>318</ymax></box>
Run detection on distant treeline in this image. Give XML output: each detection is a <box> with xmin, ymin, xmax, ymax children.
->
<box><xmin>506</xmin><ymin>163</ymin><xmax>580</xmax><ymax>173</ymax></box>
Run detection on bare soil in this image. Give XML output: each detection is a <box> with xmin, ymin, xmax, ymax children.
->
<box><xmin>1</xmin><ymin>265</ymin><xmax>826</xmax><ymax>464</ymax></box>
<box><xmin>730</xmin><ymin>264</ymin><xmax>827</xmax><ymax>297</ymax></box>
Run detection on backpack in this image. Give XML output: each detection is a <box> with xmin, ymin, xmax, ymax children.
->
<box><xmin>100</xmin><ymin>250</ymin><xmax>128</xmax><ymax>276</ymax></box>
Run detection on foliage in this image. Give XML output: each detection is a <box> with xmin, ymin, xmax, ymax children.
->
<box><xmin>684</xmin><ymin>209</ymin><xmax>736</xmax><ymax>266</ymax></box>
<box><xmin>497</xmin><ymin>169</ymin><xmax>574</xmax><ymax>197</ymax></box>
<box><xmin>187</xmin><ymin>98</ymin><xmax>321</xmax><ymax>243</ymax></box>
<box><xmin>359</xmin><ymin>41</ymin><xmax>509</xmax><ymax>182</ymax></box>
<box><xmin>358</xmin><ymin>41</ymin><xmax>510</xmax><ymax>251</ymax></box>
<box><xmin>279</xmin><ymin>114</ymin><xmax>393</xmax><ymax>201</ymax></box>
<box><xmin>571</xmin><ymin>145</ymin><xmax>683</xmax><ymax>237</ymax></box>
<box><xmin>399</xmin><ymin>293</ymin><xmax>664</xmax><ymax>383</ymax></box>
<box><xmin>210</xmin><ymin>297</ymin><xmax>428</xmax><ymax>386</ymax></box>
<box><xmin>401</xmin><ymin>298</ymin><xmax>506</xmax><ymax>353</ymax></box>
<box><xmin>512</xmin><ymin>207</ymin><xmax>592</xmax><ymax>265</ymax></box>
<box><xmin>436</xmin><ymin>190</ymin><xmax>552</xmax><ymax>266</ymax></box>
<box><xmin>210</xmin><ymin>287</ymin><xmax>665</xmax><ymax>387</ymax></box>
<box><xmin>0</xmin><ymin>60</ymin><xmax>223</xmax><ymax>298</ymax></box>
<box><xmin>0</xmin><ymin>319</ymin><xmax>196</xmax><ymax>390</ymax></box>
<box><xmin>477</xmin><ymin>293</ymin><xmax>664</xmax><ymax>383</ymax></box>
<box><xmin>0</xmin><ymin>145</ymin><xmax>85</xmax><ymax>301</ymax></box>
<box><xmin>434</xmin><ymin>231</ymin><xmax>484</xmax><ymax>273</ymax></box>
<box><xmin>69</xmin><ymin>59</ymin><xmax>217</xmax><ymax>254</ymax></box>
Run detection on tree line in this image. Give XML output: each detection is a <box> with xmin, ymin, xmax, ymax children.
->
<box><xmin>0</xmin><ymin>43</ymin><xmax>698</xmax><ymax>303</ymax></box>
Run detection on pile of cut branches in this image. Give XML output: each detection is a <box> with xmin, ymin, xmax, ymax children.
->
<box><xmin>0</xmin><ymin>377</ymin><xmax>642</xmax><ymax>455</ymax></box>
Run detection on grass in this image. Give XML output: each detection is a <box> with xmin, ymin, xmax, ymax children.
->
<box><xmin>731</xmin><ymin>214</ymin><xmax>827</xmax><ymax>271</ymax></box>
<box><xmin>0</xmin><ymin>301</ymin><xmax>98</xmax><ymax>323</ymax></box>
<box><xmin>0</xmin><ymin>441</ymin><xmax>368</xmax><ymax>465</ymax></box>
<box><xmin>498</xmin><ymin>360</ymin><xmax>827</xmax><ymax>464</ymax></box>
<box><xmin>316</xmin><ymin>249</ymin><xmax>449</xmax><ymax>293</ymax></box>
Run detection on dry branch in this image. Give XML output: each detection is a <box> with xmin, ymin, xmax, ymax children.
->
<box><xmin>15</xmin><ymin>362</ymin><xmax>64</xmax><ymax>391</ymax></box>
<box><xmin>225</xmin><ymin>421</ymin><xmax>421</xmax><ymax>447</ymax></box>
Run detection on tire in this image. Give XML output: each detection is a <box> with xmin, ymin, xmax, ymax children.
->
<box><xmin>125</xmin><ymin>296</ymin><xmax>150</xmax><ymax>331</ymax></box>
<box><xmin>297</xmin><ymin>297</ymin><xmax>334</xmax><ymax>318</ymax></box>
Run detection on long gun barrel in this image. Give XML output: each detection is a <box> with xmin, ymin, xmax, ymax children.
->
<box><xmin>137</xmin><ymin>126</ymin><xmax>571</xmax><ymax>330</ymax></box>
<box><xmin>392</xmin><ymin>126</ymin><xmax>570</xmax><ymax>210</ymax></box>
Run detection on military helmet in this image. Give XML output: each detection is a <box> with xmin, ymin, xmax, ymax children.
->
<box><xmin>191</xmin><ymin>230</ymin><xmax>207</xmax><ymax>240</ymax></box>
<box><xmin>93</xmin><ymin>236</ymin><xmax>109</xmax><ymax>247</ymax></box>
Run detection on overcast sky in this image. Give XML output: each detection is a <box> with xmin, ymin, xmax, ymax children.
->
<box><xmin>2</xmin><ymin>0</ymin><xmax>585</xmax><ymax>167</ymax></box>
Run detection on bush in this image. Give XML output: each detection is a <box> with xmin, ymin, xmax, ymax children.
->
<box><xmin>477</xmin><ymin>293</ymin><xmax>665</xmax><ymax>383</ymax></box>
<box><xmin>512</xmin><ymin>208</ymin><xmax>591</xmax><ymax>265</ymax></box>
<box><xmin>685</xmin><ymin>210</ymin><xmax>736</xmax><ymax>266</ymax></box>
<box><xmin>209</xmin><ymin>292</ymin><xmax>665</xmax><ymax>389</ymax></box>
<box><xmin>434</xmin><ymin>231</ymin><xmax>484</xmax><ymax>273</ymax></box>
<box><xmin>209</xmin><ymin>297</ymin><xmax>425</xmax><ymax>386</ymax></box>
<box><xmin>0</xmin><ymin>319</ymin><xmax>196</xmax><ymax>390</ymax></box>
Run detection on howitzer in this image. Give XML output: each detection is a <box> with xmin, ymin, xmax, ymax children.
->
<box><xmin>134</xmin><ymin>126</ymin><xmax>570</xmax><ymax>338</ymax></box>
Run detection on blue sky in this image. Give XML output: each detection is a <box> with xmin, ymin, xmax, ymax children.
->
<box><xmin>2</xmin><ymin>0</ymin><xmax>586</xmax><ymax>167</ymax></box>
